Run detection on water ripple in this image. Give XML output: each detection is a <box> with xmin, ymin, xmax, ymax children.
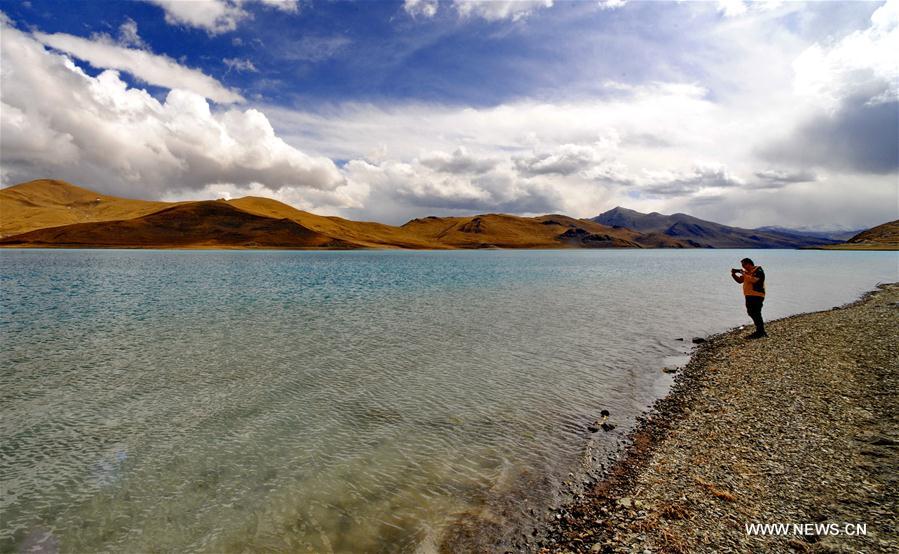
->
<box><xmin>1</xmin><ymin>248</ymin><xmax>895</xmax><ymax>552</ymax></box>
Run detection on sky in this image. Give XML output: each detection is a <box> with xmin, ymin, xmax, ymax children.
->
<box><xmin>0</xmin><ymin>0</ymin><xmax>896</xmax><ymax>229</ymax></box>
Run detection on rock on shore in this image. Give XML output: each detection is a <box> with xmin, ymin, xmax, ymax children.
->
<box><xmin>540</xmin><ymin>283</ymin><xmax>898</xmax><ymax>553</ymax></box>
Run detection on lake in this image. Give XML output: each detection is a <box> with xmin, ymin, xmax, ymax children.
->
<box><xmin>1</xmin><ymin>248</ymin><xmax>896</xmax><ymax>553</ymax></box>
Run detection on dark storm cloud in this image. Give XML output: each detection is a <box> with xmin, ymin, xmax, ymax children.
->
<box><xmin>761</xmin><ymin>92</ymin><xmax>899</xmax><ymax>175</ymax></box>
<box><xmin>640</xmin><ymin>166</ymin><xmax>742</xmax><ymax>197</ymax></box>
<box><xmin>753</xmin><ymin>169</ymin><xmax>818</xmax><ymax>188</ymax></box>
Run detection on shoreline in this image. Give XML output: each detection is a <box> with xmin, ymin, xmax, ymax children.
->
<box><xmin>531</xmin><ymin>283</ymin><xmax>898</xmax><ymax>553</ymax></box>
<box><xmin>528</xmin><ymin>283</ymin><xmax>899</xmax><ymax>553</ymax></box>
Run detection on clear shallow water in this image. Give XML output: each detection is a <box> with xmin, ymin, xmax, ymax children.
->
<box><xmin>1</xmin><ymin>248</ymin><xmax>896</xmax><ymax>553</ymax></box>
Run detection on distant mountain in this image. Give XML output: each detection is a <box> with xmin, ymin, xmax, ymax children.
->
<box><xmin>0</xmin><ymin>180</ymin><xmax>691</xmax><ymax>250</ymax></box>
<box><xmin>591</xmin><ymin>206</ymin><xmax>840</xmax><ymax>248</ymax></box>
<box><xmin>755</xmin><ymin>225</ymin><xmax>864</xmax><ymax>242</ymax></box>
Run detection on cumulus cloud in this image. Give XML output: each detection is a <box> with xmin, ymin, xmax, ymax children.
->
<box><xmin>0</xmin><ymin>20</ymin><xmax>342</xmax><ymax>200</ymax></box>
<box><xmin>404</xmin><ymin>0</ymin><xmax>439</xmax><ymax>19</ymax></box>
<box><xmin>514</xmin><ymin>143</ymin><xmax>609</xmax><ymax>177</ymax></box>
<box><xmin>453</xmin><ymin>0</ymin><xmax>554</xmax><ymax>22</ymax></box>
<box><xmin>34</xmin><ymin>30</ymin><xmax>244</xmax><ymax>104</ymax></box>
<box><xmin>146</xmin><ymin>0</ymin><xmax>248</xmax><ymax>34</ymax></box>
<box><xmin>256</xmin><ymin>82</ymin><xmax>769</xmax><ymax>221</ymax></box>
<box><xmin>145</xmin><ymin>0</ymin><xmax>299</xmax><ymax>34</ymax></box>
<box><xmin>343</xmin><ymin>157</ymin><xmax>564</xmax><ymax>220</ymax></box>
<box><xmin>3</xmin><ymin>2</ymin><xmax>896</xmax><ymax>230</ymax></box>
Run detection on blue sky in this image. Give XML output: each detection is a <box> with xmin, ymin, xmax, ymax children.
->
<box><xmin>1</xmin><ymin>1</ymin><xmax>896</xmax><ymax>228</ymax></box>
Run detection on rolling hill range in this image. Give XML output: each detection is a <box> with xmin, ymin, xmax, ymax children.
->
<box><xmin>0</xmin><ymin>180</ymin><xmax>687</xmax><ymax>250</ymax></box>
<box><xmin>592</xmin><ymin>206</ymin><xmax>841</xmax><ymax>248</ymax></box>
<box><xmin>5</xmin><ymin>180</ymin><xmax>882</xmax><ymax>250</ymax></box>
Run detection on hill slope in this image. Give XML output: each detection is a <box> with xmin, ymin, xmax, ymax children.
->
<box><xmin>0</xmin><ymin>201</ymin><xmax>356</xmax><ymax>249</ymax></box>
<box><xmin>592</xmin><ymin>207</ymin><xmax>840</xmax><ymax>248</ymax></box>
<box><xmin>226</xmin><ymin>196</ymin><xmax>443</xmax><ymax>249</ymax></box>
<box><xmin>0</xmin><ymin>179</ymin><xmax>177</xmax><ymax>237</ymax></box>
<box><xmin>816</xmin><ymin>220</ymin><xmax>899</xmax><ymax>250</ymax></box>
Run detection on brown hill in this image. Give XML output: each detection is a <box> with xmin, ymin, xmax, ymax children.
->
<box><xmin>825</xmin><ymin>219</ymin><xmax>899</xmax><ymax>250</ymax></box>
<box><xmin>848</xmin><ymin>220</ymin><xmax>899</xmax><ymax>245</ymax></box>
<box><xmin>400</xmin><ymin>214</ymin><xmax>686</xmax><ymax>248</ymax></box>
<box><xmin>0</xmin><ymin>180</ymin><xmax>690</xmax><ymax>250</ymax></box>
<box><xmin>226</xmin><ymin>196</ymin><xmax>442</xmax><ymax>249</ymax></box>
<box><xmin>0</xmin><ymin>179</ymin><xmax>177</xmax><ymax>238</ymax></box>
<box><xmin>0</xmin><ymin>201</ymin><xmax>356</xmax><ymax>249</ymax></box>
<box><xmin>815</xmin><ymin>219</ymin><xmax>898</xmax><ymax>250</ymax></box>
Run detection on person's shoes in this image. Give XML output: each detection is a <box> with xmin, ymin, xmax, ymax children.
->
<box><xmin>746</xmin><ymin>331</ymin><xmax>768</xmax><ymax>340</ymax></box>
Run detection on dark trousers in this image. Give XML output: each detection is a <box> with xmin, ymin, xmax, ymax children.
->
<box><xmin>745</xmin><ymin>296</ymin><xmax>765</xmax><ymax>334</ymax></box>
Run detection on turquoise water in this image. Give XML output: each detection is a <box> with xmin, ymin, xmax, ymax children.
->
<box><xmin>1</xmin><ymin>249</ymin><xmax>896</xmax><ymax>552</ymax></box>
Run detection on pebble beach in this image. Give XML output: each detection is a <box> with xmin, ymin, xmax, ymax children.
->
<box><xmin>538</xmin><ymin>283</ymin><xmax>899</xmax><ymax>553</ymax></box>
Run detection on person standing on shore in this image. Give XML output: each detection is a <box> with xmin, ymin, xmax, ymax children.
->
<box><xmin>731</xmin><ymin>257</ymin><xmax>767</xmax><ymax>339</ymax></box>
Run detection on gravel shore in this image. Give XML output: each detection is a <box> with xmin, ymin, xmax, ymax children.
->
<box><xmin>538</xmin><ymin>283</ymin><xmax>898</xmax><ymax>553</ymax></box>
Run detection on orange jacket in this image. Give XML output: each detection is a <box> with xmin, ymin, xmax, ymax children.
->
<box><xmin>742</xmin><ymin>266</ymin><xmax>766</xmax><ymax>297</ymax></box>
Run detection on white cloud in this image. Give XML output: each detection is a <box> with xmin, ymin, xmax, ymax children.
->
<box><xmin>145</xmin><ymin>0</ymin><xmax>299</xmax><ymax>34</ymax></box>
<box><xmin>34</xmin><ymin>30</ymin><xmax>244</xmax><ymax>104</ymax></box>
<box><xmin>1</xmin><ymin>20</ymin><xmax>342</xmax><ymax>200</ymax></box>
<box><xmin>597</xmin><ymin>0</ymin><xmax>627</xmax><ymax>10</ymax></box>
<box><xmin>793</xmin><ymin>0</ymin><xmax>899</xmax><ymax>109</ymax></box>
<box><xmin>717</xmin><ymin>0</ymin><xmax>748</xmax><ymax>18</ymax></box>
<box><xmin>254</xmin><ymin>61</ymin><xmax>892</xmax><ymax>226</ymax></box>
<box><xmin>514</xmin><ymin>140</ymin><xmax>617</xmax><ymax>177</ymax></box>
<box><xmin>753</xmin><ymin>169</ymin><xmax>817</xmax><ymax>188</ymax></box>
<box><xmin>117</xmin><ymin>17</ymin><xmax>148</xmax><ymax>49</ymax></box>
<box><xmin>3</xmin><ymin>2</ymin><xmax>895</xmax><ymax>230</ymax></box>
<box><xmin>418</xmin><ymin>147</ymin><xmax>498</xmax><ymax>174</ymax></box>
<box><xmin>404</xmin><ymin>0</ymin><xmax>439</xmax><ymax>19</ymax></box>
<box><xmin>224</xmin><ymin>57</ymin><xmax>258</xmax><ymax>72</ymax></box>
<box><xmin>453</xmin><ymin>0</ymin><xmax>554</xmax><ymax>22</ymax></box>
<box><xmin>256</xmin><ymin>0</ymin><xmax>299</xmax><ymax>13</ymax></box>
<box><xmin>717</xmin><ymin>0</ymin><xmax>783</xmax><ymax>18</ymax></box>
<box><xmin>279</xmin><ymin>35</ymin><xmax>352</xmax><ymax>62</ymax></box>
<box><xmin>147</xmin><ymin>0</ymin><xmax>248</xmax><ymax>34</ymax></box>
<box><xmin>638</xmin><ymin>164</ymin><xmax>744</xmax><ymax>197</ymax></box>
<box><xmin>341</xmin><ymin>156</ymin><xmax>564</xmax><ymax>222</ymax></box>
